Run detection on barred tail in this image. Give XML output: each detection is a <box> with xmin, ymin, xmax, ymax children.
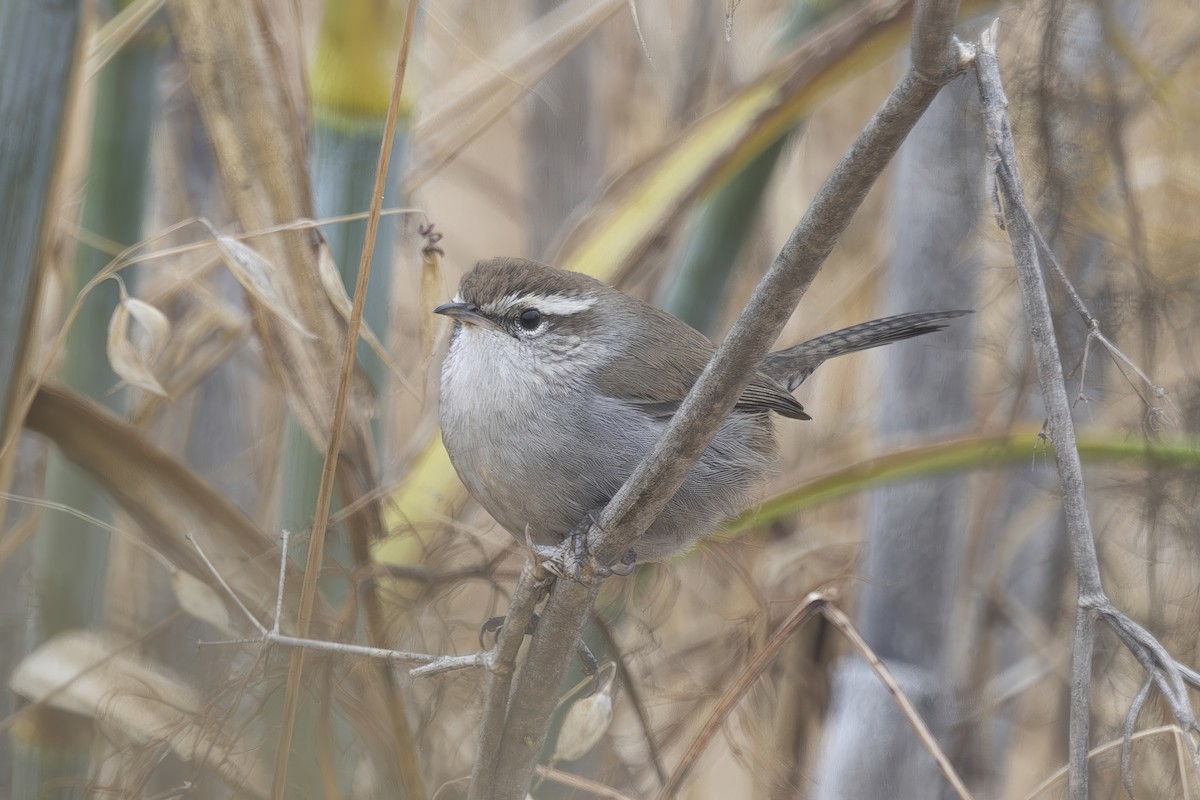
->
<box><xmin>761</xmin><ymin>310</ymin><xmax>971</xmax><ymax>391</ymax></box>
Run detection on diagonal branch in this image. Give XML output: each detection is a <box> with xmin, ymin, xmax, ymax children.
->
<box><xmin>475</xmin><ymin>2</ymin><xmax>971</xmax><ymax>796</ymax></box>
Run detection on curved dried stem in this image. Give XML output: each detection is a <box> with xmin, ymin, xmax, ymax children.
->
<box><xmin>822</xmin><ymin>603</ymin><xmax>974</xmax><ymax>800</ymax></box>
<box><xmin>656</xmin><ymin>593</ymin><xmax>828</xmax><ymax>799</ymax></box>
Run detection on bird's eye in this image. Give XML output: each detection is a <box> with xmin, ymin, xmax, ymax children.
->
<box><xmin>517</xmin><ymin>308</ymin><xmax>542</xmax><ymax>331</ymax></box>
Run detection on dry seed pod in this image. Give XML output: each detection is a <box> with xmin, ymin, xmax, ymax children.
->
<box><xmin>551</xmin><ymin>664</ymin><xmax>615</xmax><ymax>762</ymax></box>
<box><xmin>107</xmin><ymin>282</ymin><xmax>170</xmax><ymax>396</ymax></box>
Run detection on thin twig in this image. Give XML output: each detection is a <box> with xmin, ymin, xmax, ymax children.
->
<box><xmin>410</xmin><ymin>652</ymin><xmax>495</xmax><ymax>678</ymax></box>
<box><xmin>1123</xmin><ymin>674</ymin><xmax>1154</xmax><ymax>800</ymax></box>
<box><xmin>534</xmin><ymin>764</ymin><xmax>637</xmax><ymax>800</ymax></box>
<box><xmin>186</xmin><ymin>533</ymin><xmax>267</xmax><ymax>637</ymax></box>
<box><xmin>656</xmin><ymin>592</ymin><xmax>829</xmax><ymax>799</ymax></box>
<box><xmin>822</xmin><ymin>603</ymin><xmax>974</xmax><ymax>800</ymax></box>
<box><xmin>185</xmin><ymin>530</ymin><xmax>489</xmax><ymax>674</ymax></box>
<box><xmin>272</xmin><ymin>530</ymin><xmax>289</xmax><ymax>635</ymax></box>
<box><xmin>625</xmin><ymin>0</ymin><xmax>652</xmax><ymax>67</ymax></box>
<box><xmin>590</xmin><ymin>612</ymin><xmax>669</xmax><ymax>786</ymax></box>
<box><xmin>1022</xmin><ymin>200</ymin><xmax>1174</xmax><ymax>424</ymax></box>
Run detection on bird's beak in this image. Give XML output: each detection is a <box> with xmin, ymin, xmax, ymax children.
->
<box><xmin>434</xmin><ymin>300</ymin><xmax>490</xmax><ymax>327</ymax></box>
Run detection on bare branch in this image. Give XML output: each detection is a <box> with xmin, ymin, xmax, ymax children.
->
<box><xmin>186</xmin><ymin>530</ymin><xmax>486</xmax><ymax>676</ymax></box>
<box><xmin>468</xmin><ymin>555</ymin><xmax>548</xmax><ymax>798</ymax></box>
<box><xmin>1068</xmin><ymin>606</ymin><xmax>1096</xmax><ymax>799</ymax></box>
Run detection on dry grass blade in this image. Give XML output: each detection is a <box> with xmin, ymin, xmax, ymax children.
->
<box><xmin>534</xmin><ymin>764</ymin><xmax>636</xmax><ymax>800</ymax></box>
<box><xmin>313</xmin><ymin>233</ymin><xmax>413</xmax><ymax>396</ymax></box>
<box><xmin>87</xmin><ymin>0</ymin><xmax>166</xmax><ymax>76</ymax></box>
<box><xmin>164</xmin><ymin>6</ymin><xmax>416</xmax><ymax>784</ymax></box>
<box><xmin>11</xmin><ymin>631</ymin><xmax>270</xmax><ymax>796</ymax></box>
<box><xmin>410</xmin><ymin>0</ymin><xmax>624</xmax><ymax>189</ymax></box>
<box><xmin>23</xmin><ymin>385</ymin><xmax>331</xmax><ymax>637</ymax></box>
<box><xmin>208</xmin><ymin>230</ymin><xmax>315</xmax><ymax>340</ymax></box>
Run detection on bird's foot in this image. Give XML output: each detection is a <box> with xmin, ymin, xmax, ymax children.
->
<box><xmin>609</xmin><ymin>548</ymin><xmax>638</xmax><ymax>576</ymax></box>
<box><xmin>478</xmin><ymin>612</ymin><xmax>540</xmax><ymax>649</ymax></box>
<box><xmin>540</xmin><ymin>513</ymin><xmax>637</xmax><ymax>583</ymax></box>
<box><xmin>479</xmin><ymin>611</ymin><xmax>600</xmax><ymax>674</ymax></box>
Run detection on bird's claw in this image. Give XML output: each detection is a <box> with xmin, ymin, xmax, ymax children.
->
<box><xmin>478</xmin><ymin>612</ymin><xmax>540</xmax><ymax>649</ymax></box>
<box><xmin>609</xmin><ymin>548</ymin><xmax>637</xmax><ymax>576</ymax></box>
<box><xmin>537</xmin><ymin>514</ymin><xmax>637</xmax><ymax>584</ymax></box>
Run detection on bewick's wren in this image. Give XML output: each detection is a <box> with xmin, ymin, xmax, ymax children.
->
<box><xmin>436</xmin><ymin>257</ymin><xmax>966</xmax><ymax>563</ymax></box>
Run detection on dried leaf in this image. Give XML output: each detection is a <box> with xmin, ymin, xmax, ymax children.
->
<box><xmin>552</xmin><ymin>668</ymin><xmax>615</xmax><ymax>762</ymax></box>
<box><xmin>123</xmin><ymin>296</ymin><xmax>170</xmax><ymax>351</ymax></box>
<box><xmin>213</xmin><ymin>233</ymin><xmax>314</xmax><ymax>339</ymax></box>
<box><xmin>129</xmin><ymin>298</ymin><xmax>248</xmax><ymax>424</ymax></box>
<box><xmin>24</xmin><ymin>385</ymin><xmax>333</xmax><ymax>637</ymax></box>
<box><xmin>315</xmin><ymin>233</ymin><xmax>405</xmax><ymax>384</ymax></box>
<box><xmin>12</xmin><ymin>631</ymin><xmax>270</xmax><ymax>796</ymax></box>
<box><xmin>169</xmin><ymin>568</ymin><xmax>233</xmax><ymax>633</ymax></box>
<box><xmin>106</xmin><ymin>286</ymin><xmax>169</xmax><ymax>397</ymax></box>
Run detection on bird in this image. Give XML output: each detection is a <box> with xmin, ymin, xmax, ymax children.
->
<box><xmin>435</xmin><ymin>257</ymin><xmax>967</xmax><ymax>565</ymax></box>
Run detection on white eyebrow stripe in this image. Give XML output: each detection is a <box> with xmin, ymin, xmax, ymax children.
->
<box><xmin>498</xmin><ymin>292</ymin><xmax>597</xmax><ymax>316</ymax></box>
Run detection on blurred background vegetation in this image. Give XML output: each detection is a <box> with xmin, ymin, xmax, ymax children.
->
<box><xmin>1</xmin><ymin>0</ymin><xmax>1199</xmax><ymax>797</ymax></box>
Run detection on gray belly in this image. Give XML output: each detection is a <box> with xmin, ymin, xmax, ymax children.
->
<box><xmin>440</xmin><ymin>365</ymin><xmax>776</xmax><ymax>560</ymax></box>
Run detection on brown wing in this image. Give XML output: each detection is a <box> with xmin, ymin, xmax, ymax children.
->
<box><xmin>592</xmin><ymin>302</ymin><xmax>810</xmax><ymax>420</ymax></box>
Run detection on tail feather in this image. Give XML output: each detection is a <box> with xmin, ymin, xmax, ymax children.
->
<box><xmin>762</xmin><ymin>310</ymin><xmax>971</xmax><ymax>391</ymax></box>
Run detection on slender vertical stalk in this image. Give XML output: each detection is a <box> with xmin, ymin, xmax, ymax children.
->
<box><xmin>272</xmin><ymin>1</ymin><xmax>424</xmax><ymax>797</ymax></box>
<box><xmin>280</xmin><ymin>0</ymin><xmax>412</xmax><ymax>553</ymax></box>
<box><xmin>975</xmin><ymin>25</ymin><xmax>1105</xmax><ymax>800</ymax></box>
